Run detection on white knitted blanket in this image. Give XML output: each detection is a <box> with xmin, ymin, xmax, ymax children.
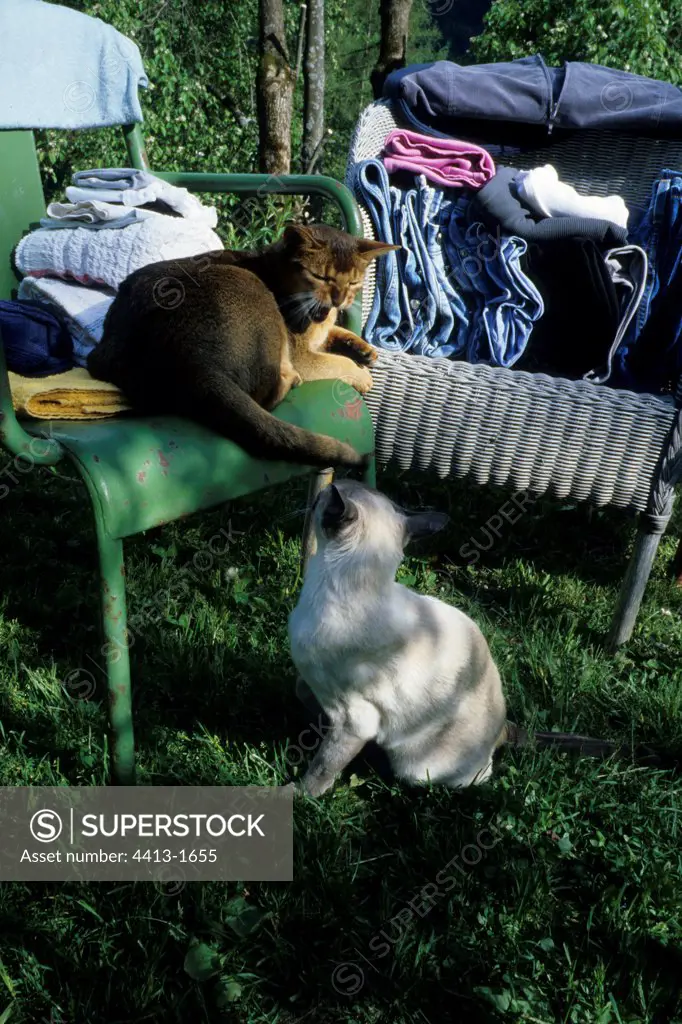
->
<box><xmin>15</xmin><ymin>216</ymin><xmax>224</xmax><ymax>290</ymax></box>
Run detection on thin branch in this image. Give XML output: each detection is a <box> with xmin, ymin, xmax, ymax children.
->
<box><xmin>305</xmin><ymin>129</ymin><xmax>331</xmax><ymax>174</ymax></box>
<box><xmin>205</xmin><ymin>82</ymin><xmax>253</xmax><ymax>128</ymax></box>
<box><xmin>295</xmin><ymin>4</ymin><xmax>308</xmax><ymax>81</ymax></box>
<box><xmin>145</xmin><ymin>0</ymin><xmax>171</xmax><ymax>27</ymax></box>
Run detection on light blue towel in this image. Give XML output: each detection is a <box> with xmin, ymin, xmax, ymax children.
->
<box><xmin>0</xmin><ymin>0</ymin><xmax>148</xmax><ymax>129</ymax></box>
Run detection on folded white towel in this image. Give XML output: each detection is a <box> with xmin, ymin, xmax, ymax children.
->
<box><xmin>15</xmin><ymin>217</ymin><xmax>224</xmax><ymax>291</ymax></box>
<box><xmin>516</xmin><ymin>165</ymin><xmax>629</xmax><ymax>229</ymax></box>
<box><xmin>65</xmin><ymin>168</ymin><xmax>218</xmax><ymax>228</ymax></box>
<box><xmin>42</xmin><ymin>200</ymin><xmax>158</xmax><ymax>230</ymax></box>
<box><xmin>18</xmin><ymin>276</ymin><xmax>115</xmax><ymax>366</ymax></box>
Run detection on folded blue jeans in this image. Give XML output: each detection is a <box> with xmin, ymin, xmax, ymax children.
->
<box><xmin>445</xmin><ymin>200</ymin><xmax>544</xmax><ymax>367</ymax></box>
<box><xmin>351</xmin><ymin>159</ymin><xmax>543</xmax><ymax>365</ymax></box>
<box><xmin>616</xmin><ymin>169</ymin><xmax>682</xmax><ymax>390</ymax></box>
<box><xmin>351</xmin><ymin>160</ymin><xmax>469</xmax><ymax>356</ymax></box>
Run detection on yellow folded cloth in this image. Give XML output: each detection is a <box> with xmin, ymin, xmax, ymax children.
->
<box><xmin>9</xmin><ymin>368</ymin><xmax>130</xmax><ymax>420</ymax></box>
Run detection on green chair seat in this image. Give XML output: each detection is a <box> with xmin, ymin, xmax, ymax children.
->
<box><xmin>24</xmin><ymin>380</ymin><xmax>374</xmax><ymax>540</ymax></box>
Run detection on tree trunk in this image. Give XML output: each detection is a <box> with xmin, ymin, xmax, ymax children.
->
<box><xmin>257</xmin><ymin>0</ymin><xmax>296</xmax><ymax>176</ymax></box>
<box><xmin>371</xmin><ymin>0</ymin><xmax>413</xmax><ymax>99</ymax></box>
<box><xmin>302</xmin><ymin>0</ymin><xmax>325</xmax><ymax>173</ymax></box>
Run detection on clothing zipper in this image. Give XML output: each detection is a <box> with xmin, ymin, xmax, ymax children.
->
<box><xmin>548</xmin><ymin>98</ymin><xmax>560</xmax><ymax>135</ymax></box>
<box><xmin>537</xmin><ymin>55</ymin><xmax>557</xmax><ymax>135</ymax></box>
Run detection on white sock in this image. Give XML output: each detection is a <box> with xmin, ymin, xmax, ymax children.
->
<box><xmin>516</xmin><ymin>164</ymin><xmax>629</xmax><ymax>229</ymax></box>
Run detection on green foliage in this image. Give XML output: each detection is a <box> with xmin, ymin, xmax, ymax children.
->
<box><xmin>471</xmin><ymin>0</ymin><xmax>682</xmax><ymax>84</ymax></box>
<box><xmin>38</xmin><ymin>0</ymin><xmax>260</xmax><ymax>199</ymax></box>
<box><xmin>324</xmin><ymin>0</ymin><xmax>448</xmax><ymax>181</ymax></box>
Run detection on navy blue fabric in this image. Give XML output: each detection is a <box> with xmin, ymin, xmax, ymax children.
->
<box><xmin>0</xmin><ymin>299</ymin><xmax>73</xmax><ymax>376</ymax></box>
<box><xmin>384</xmin><ymin>57</ymin><xmax>682</xmax><ymax>137</ymax></box>
<box><xmin>616</xmin><ymin>169</ymin><xmax>682</xmax><ymax>393</ymax></box>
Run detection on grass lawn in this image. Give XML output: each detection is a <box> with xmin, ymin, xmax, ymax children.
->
<box><xmin>1</xmin><ymin>461</ymin><xmax>682</xmax><ymax>1023</ymax></box>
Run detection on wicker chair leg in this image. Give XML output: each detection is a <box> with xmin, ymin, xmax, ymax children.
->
<box><xmin>301</xmin><ymin>468</ymin><xmax>334</xmax><ymax>574</ymax></box>
<box><xmin>607</xmin><ymin>516</ymin><xmax>664</xmax><ymax>649</ymax></box>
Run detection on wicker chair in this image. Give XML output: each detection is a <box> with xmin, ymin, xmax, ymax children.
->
<box><xmin>347</xmin><ymin>99</ymin><xmax>682</xmax><ymax>648</ymax></box>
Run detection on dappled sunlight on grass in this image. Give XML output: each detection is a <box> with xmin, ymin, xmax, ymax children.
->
<box><xmin>1</xmin><ymin>467</ymin><xmax>681</xmax><ymax>1021</ymax></box>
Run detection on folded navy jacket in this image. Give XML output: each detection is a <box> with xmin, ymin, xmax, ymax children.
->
<box><xmin>0</xmin><ymin>299</ymin><xmax>74</xmax><ymax>377</ymax></box>
<box><xmin>384</xmin><ymin>55</ymin><xmax>682</xmax><ymax>138</ymax></box>
<box><xmin>472</xmin><ymin>166</ymin><xmax>628</xmax><ymax>248</ymax></box>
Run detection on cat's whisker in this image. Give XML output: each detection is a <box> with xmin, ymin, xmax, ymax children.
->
<box><xmin>277</xmin><ymin>506</ymin><xmax>309</xmax><ymax>522</ymax></box>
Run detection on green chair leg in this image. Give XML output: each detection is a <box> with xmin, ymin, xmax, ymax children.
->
<box><xmin>96</xmin><ymin>527</ymin><xmax>135</xmax><ymax>784</ymax></box>
<box><xmin>301</xmin><ymin>468</ymin><xmax>335</xmax><ymax>573</ymax></box>
<box><xmin>362</xmin><ymin>454</ymin><xmax>377</xmax><ymax>488</ymax></box>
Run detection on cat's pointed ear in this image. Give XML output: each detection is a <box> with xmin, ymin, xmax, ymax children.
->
<box><xmin>355</xmin><ymin>238</ymin><xmax>402</xmax><ymax>261</ymax></box>
<box><xmin>321</xmin><ymin>484</ymin><xmax>358</xmax><ymax>531</ymax></box>
<box><xmin>404</xmin><ymin>512</ymin><xmax>449</xmax><ymax>543</ymax></box>
<box><xmin>283</xmin><ymin>222</ymin><xmax>322</xmax><ymax>250</ymax></box>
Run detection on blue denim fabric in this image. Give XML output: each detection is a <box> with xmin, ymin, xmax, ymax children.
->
<box><xmin>615</xmin><ymin>169</ymin><xmax>682</xmax><ymax>388</ymax></box>
<box><xmin>352</xmin><ymin>160</ymin><xmax>404</xmax><ymax>350</ymax></box>
<box><xmin>351</xmin><ymin>160</ymin><xmax>469</xmax><ymax>357</ymax></box>
<box><xmin>351</xmin><ymin>159</ymin><xmax>543</xmax><ymax>365</ymax></box>
<box><xmin>444</xmin><ymin>199</ymin><xmax>544</xmax><ymax>367</ymax></box>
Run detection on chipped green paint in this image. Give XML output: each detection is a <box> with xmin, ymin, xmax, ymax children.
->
<box><xmin>25</xmin><ymin>381</ymin><xmax>373</xmax><ymax>540</ymax></box>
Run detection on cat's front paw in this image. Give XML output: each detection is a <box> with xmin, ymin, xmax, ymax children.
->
<box><xmin>358</xmin><ymin>346</ymin><xmax>378</xmax><ymax>366</ymax></box>
<box><xmin>354</xmin><ymin>369</ymin><xmax>373</xmax><ymax>394</ymax></box>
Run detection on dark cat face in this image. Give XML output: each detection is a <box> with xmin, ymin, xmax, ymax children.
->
<box><xmin>280</xmin><ymin>224</ymin><xmax>399</xmax><ymax>325</ymax></box>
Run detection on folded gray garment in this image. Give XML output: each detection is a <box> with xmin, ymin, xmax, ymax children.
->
<box><xmin>471</xmin><ymin>166</ymin><xmax>628</xmax><ymax>247</ymax></box>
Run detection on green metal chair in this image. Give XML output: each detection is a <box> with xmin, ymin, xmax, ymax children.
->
<box><xmin>0</xmin><ymin>125</ymin><xmax>375</xmax><ymax>784</ymax></box>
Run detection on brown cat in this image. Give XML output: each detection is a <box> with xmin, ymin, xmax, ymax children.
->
<box><xmin>87</xmin><ymin>224</ymin><xmax>397</xmax><ymax>467</ymax></box>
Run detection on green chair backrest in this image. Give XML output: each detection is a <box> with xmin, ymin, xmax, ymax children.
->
<box><xmin>0</xmin><ymin>131</ymin><xmax>46</xmax><ymax>300</ymax></box>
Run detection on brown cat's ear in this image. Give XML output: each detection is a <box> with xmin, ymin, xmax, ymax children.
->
<box><xmin>283</xmin><ymin>222</ymin><xmax>323</xmax><ymax>250</ymax></box>
<box><xmin>355</xmin><ymin>238</ymin><xmax>402</xmax><ymax>261</ymax></box>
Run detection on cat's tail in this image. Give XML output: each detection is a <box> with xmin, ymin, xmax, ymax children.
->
<box><xmin>497</xmin><ymin>721</ymin><xmax>660</xmax><ymax>764</ymax></box>
<box><xmin>192</xmin><ymin>374</ymin><xmax>369</xmax><ymax>469</ymax></box>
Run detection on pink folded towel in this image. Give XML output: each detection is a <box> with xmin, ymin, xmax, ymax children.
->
<box><xmin>382</xmin><ymin>129</ymin><xmax>495</xmax><ymax>190</ymax></box>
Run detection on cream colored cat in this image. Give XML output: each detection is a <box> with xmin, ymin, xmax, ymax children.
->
<box><xmin>288</xmin><ymin>480</ymin><xmax>618</xmax><ymax>798</ymax></box>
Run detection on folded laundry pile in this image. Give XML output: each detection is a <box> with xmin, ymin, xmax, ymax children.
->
<box><xmin>383</xmin><ymin>55</ymin><xmax>682</xmax><ymax>139</ymax></box>
<box><xmin>59</xmin><ymin>167</ymin><xmax>218</xmax><ymax>228</ymax></box>
<box><xmin>15</xmin><ymin>213</ymin><xmax>221</xmax><ymax>291</ymax></box>
<box><xmin>615</xmin><ymin>169</ymin><xmax>682</xmax><ymax>393</ymax></box>
<box><xmin>17</xmin><ymin>276</ymin><xmax>116</xmax><ymax>367</ymax></box>
<box><xmin>349</xmin><ymin>117</ymin><xmax>655</xmax><ymax>387</ymax></box>
<box><xmin>471</xmin><ymin>166</ymin><xmax>627</xmax><ymax>247</ymax></box>
<box><xmin>0</xmin><ymin>298</ymin><xmax>73</xmax><ymax>377</ymax></box>
<box><xmin>382</xmin><ymin>129</ymin><xmax>495</xmax><ymax>190</ymax></box>
<box><xmin>6</xmin><ymin>167</ymin><xmax>223</xmax><ymax>414</ymax></box>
